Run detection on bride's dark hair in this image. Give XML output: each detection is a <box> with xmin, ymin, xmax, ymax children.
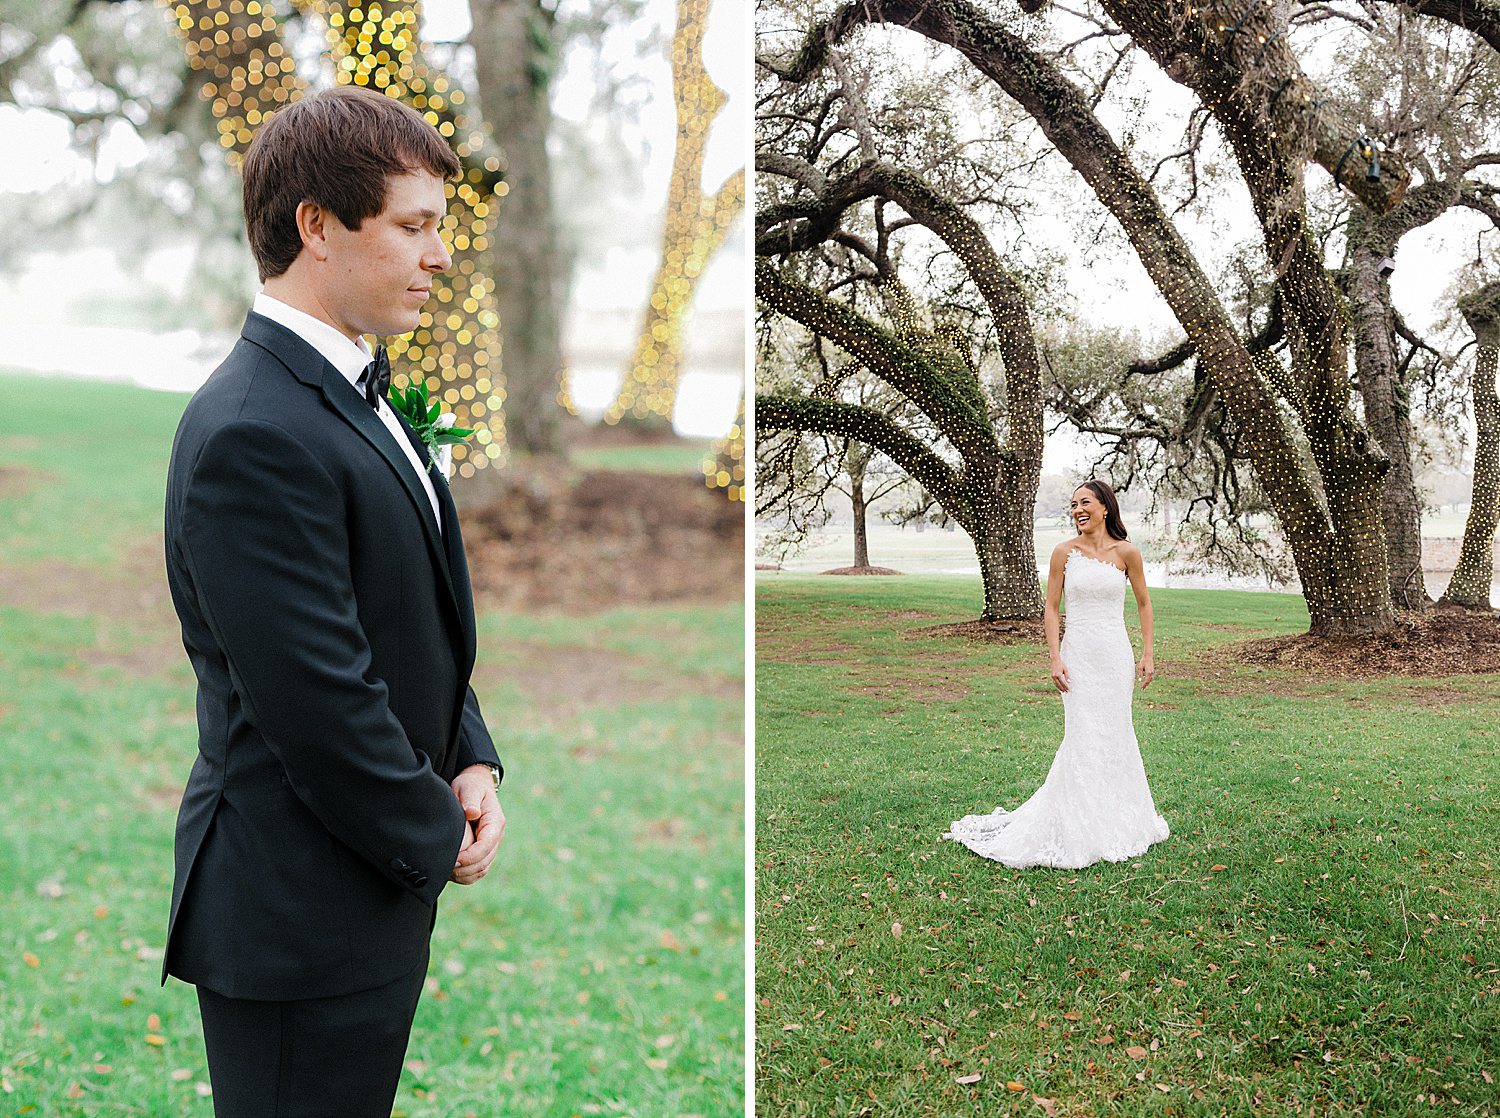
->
<box><xmin>1075</xmin><ymin>480</ymin><xmax>1128</xmax><ymax>541</ymax></box>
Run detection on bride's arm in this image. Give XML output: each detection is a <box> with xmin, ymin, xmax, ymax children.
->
<box><xmin>1125</xmin><ymin>545</ymin><xmax>1155</xmax><ymax>686</ymax></box>
<box><xmin>1045</xmin><ymin>546</ymin><xmax>1069</xmax><ymax>692</ymax></box>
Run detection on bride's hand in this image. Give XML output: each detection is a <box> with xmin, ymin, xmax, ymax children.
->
<box><xmin>1138</xmin><ymin>656</ymin><xmax>1155</xmax><ymax>688</ymax></box>
<box><xmin>1050</xmin><ymin>658</ymin><xmax>1070</xmax><ymax>692</ymax></box>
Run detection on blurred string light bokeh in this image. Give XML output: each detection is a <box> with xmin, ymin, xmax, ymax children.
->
<box><xmin>166</xmin><ymin>0</ymin><xmax>510</xmax><ymax>475</ymax></box>
<box><xmin>0</xmin><ymin>0</ymin><xmax>745</xmax><ymax>488</ymax></box>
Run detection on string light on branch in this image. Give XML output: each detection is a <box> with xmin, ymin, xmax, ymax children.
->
<box><xmin>753</xmin><ymin>0</ymin><xmax>1451</xmax><ymax>636</ymax></box>
<box><xmin>163</xmin><ymin>0</ymin><xmax>509</xmax><ymax>476</ymax></box>
<box><xmin>704</xmin><ymin>392</ymin><xmax>745</xmax><ymax>502</ymax></box>
<box><xmin>602</xmin><ymin>0</ymin><xmax>745</xmax><ymax>433</ymax></box>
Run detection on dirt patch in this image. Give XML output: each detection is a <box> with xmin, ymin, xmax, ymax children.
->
<box><xmin>854</xmin><ymin>678</ymin><xmax>970</xmax><ymax>703</ymax></box>
<box><xmin>1158</xmin><ymin>657</ymin><xmax>1331</xmax><ymax>698</ymax></box>
<box><xmin>0</xmin><ymin>463</ymin><xmax>47</xmax><ymax>499</ymax></box>
<box><xmin>468</xmin><ymin>641</ymin><xmax>739</xmax><ymax>715</ymax></box>
<box><xmin>0</xmin><ymin>533</ymin><xmax>171</xmax><ymax>623</ymax></box>
<box><xmin>914</xmin><ymin>618</ymin><xmax>1047</xmax><ymax>645</ymax></box>
<box><xmin>822</xmin><ymin>565</ymin><xmax>902</xmax><ymax>575</ymax></box>
<box><xmin>1229</xmin><ymin>608</ymin><xmax>1500</xmax><ymax>678</ymax></box>
<box><xmin>460</xmin><ymin>467</ymin><xmax>742</xmax><ymax>614</ymax></box>
<box><xmin>1390</xmin><ymin>684</ymin><xmax>1500</xmax><ymax>708</ymax></box>
<box><xmin>76</xmin><ymin>632</ymin><xmax>187</xmax><ymax>678</ymax></box>
<box><xmin>0</xmin><ymin>534</ymin><xmax>186</xmax><ymax>677</ymax></box>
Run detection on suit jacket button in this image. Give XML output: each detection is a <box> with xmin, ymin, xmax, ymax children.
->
<box><xmin>391</xmin><ymin>858</ymin><xmax>409</xmax><ymax>872</ymax></box>
<box><xmin>412</xmin><ymin>874</ymin><xmax>428</xmax><ymax>888</ymax></box>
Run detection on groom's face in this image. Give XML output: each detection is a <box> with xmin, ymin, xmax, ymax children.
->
<box><xmin>323</xmin><ymin>170</ymin><xmax>452</xmax><ymax>337</ymax></box>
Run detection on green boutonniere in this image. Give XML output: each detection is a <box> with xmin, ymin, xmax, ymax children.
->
<box><xmin>388</xmin><ymin>380</ymin><xmax>476</xmax><ymax>477</ymax></box>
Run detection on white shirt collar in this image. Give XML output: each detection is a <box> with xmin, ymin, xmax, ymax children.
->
<box><xmin>252</xmin><ymin>292</ymin><xmax>374</xmax><ymax>388</ymax></box>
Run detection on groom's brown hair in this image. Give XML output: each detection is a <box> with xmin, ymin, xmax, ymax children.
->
<box><xmin>242</xmin><ymin>86</ymin><xmax>462</xmax><ymax>282</ymax></box>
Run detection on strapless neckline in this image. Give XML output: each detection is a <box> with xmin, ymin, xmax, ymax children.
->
<box><xmin>1067</xmin><ymin>547</ymin><xmax>1126</xmax><ymax>576</ymax></box>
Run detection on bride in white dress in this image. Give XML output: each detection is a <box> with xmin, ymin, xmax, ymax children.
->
<box><xmin>945</xmin><ymin>480</ymin><xmax>1170</xmax><ymax>869</ymax></box>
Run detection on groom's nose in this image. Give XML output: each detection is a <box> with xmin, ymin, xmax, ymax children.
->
<box><xmin>424</xmin><ymin>231</ymin><xmax>452</xmax><ymax>273</ymax></box>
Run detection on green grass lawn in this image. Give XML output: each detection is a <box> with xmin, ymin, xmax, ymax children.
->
<box><xmin>755</xmin><ymin>574</ymin><xmax>1497</xmax><ymax>1117</ymax></box>
<box><xmin>0</xmin><ymin>370</ymin><xmax>745</xmax><ymax>1116</ymax></box>
<box><xmin>573</xmin><ymin>440</ymin><xmax>719</xmax><ymax>476</ymax></box>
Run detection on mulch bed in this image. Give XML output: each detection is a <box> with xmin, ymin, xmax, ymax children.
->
<box><xmin>460</xmin><ymin>467</ymin><xmax>743</xmax><ymax>613</ymax></box>
<box><xmin>906</xmin><ymin>607</ymin><xmax>1500</xmax><ymax>678</ymax></box>
<box><xmin>913</xmin><ymin>618</ymin><xmax>1048</xmax><ymax>645</ymax></box>
<box><xmin>1230</xmin><ymin>607</ymin><xmax>1500</xmax><ymax>677</ymax></box>
<box><xmin>822</xmin><ymin>565</ymin><xmax>902</xmax><ymax>575</ymax></box>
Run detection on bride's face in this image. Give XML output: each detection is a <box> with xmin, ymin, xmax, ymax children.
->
<box><xmin>1071</xmin><ymin>488</ymin><xmax>1105</xmax><ymax>533</ymax></box>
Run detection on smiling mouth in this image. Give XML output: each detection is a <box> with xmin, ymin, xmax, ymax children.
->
<box><xmin>1076</xmin><ymin>513</ymin><xmax>1091</xmax><ymax>525</ymax></box>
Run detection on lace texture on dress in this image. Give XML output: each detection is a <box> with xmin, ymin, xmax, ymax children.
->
<box><xmin>944</xmin><ymin>548</ymin><xmax>1170</xmax><ymax>869</ymax></box>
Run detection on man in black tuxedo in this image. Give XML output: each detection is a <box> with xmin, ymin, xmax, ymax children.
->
<box><xmin>161</xmin><ymin>86</ymin><xmax>506</xmax><ymax>1116</ymax></box>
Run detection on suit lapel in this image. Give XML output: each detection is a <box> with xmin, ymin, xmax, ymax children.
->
<box><xmin>240</xmin><ymin>313</ymin><xmax>469</xmax><ymax>672</ymax></box>
<box><xmin>438</xmin><ymin>480</ymin><xmax>477</xmax><ymax>671</ymax></box>
<box><xmin>319</xmin><ymin>368</ymin><xmax>459</xmax><ymax>602</ymax></box>
<box><xmin>391</xmin><ymin>409</ymin><xmax>477</xmax><ymax>673</ymax></box>
<box><xmin>387</xmin><ymin>412</ymin><xmax>479</xmax><ymax>752</ymax></box>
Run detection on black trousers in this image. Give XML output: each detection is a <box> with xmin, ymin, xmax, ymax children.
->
<box><xmin>195</xmin><ymin>945</ymin><xmax>430</xmax><ymax>1118</ymax></box>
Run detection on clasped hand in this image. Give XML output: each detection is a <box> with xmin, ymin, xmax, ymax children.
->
<box><xmin>450</xmin><ymin>765</ymin><xmax>506</xmax><ymax>885</ymax></box>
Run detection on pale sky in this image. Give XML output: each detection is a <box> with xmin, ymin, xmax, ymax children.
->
<box><xmin>0</xmin><ymin>0</ymin><xmax>747</xmax><ymax>432</ymax></box>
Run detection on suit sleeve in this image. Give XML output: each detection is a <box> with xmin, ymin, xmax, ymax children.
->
<box><xmin>179</xmin><ymin>418</ymin><xmax>467</xmax><ymax>905</ymax></box>
<box><xmin>454</xmin><ymin>684</ymin><xmax>503</xmax><ymax>780</ymax></box>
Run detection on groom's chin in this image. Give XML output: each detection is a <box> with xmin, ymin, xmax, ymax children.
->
<box><xmin>363</xmin><ymin>310</ymin><xmax>424</xmax><ymax>339</ymax></box>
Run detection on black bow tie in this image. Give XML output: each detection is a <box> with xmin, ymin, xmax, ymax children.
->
<box><xmin>358</xmin><ymin>344</ymin><xmax>391</xmax><ymax>410</ymax></box>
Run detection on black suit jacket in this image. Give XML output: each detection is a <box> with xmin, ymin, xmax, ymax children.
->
<box><xmin>161</xmin><ymin>311</ymin><xmax>503</xmax><ymax>1001</ymax></box>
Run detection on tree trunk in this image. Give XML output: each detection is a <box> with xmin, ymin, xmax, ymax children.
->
<box><xmin>1086</xmin><ymin>0</ymin><xmax>1399</xmax><ymax>634</ymax></box>
<box><xmin>843</xmin><ymin>439</ymin><xmax>875</xmax><ymax>567</ymax></box>
<box><xmin>975</xmin><ymin>479</ymin><xmax>1044</xmax><ymax>621</ymax></box>
<box><xmin>972</xmin><ymin>517</ymin><xmax>1042</xmax><ymax>620</ymax></box>
<box><xmin>468</xmin><ymin>0</ymin><xmax>565</xmax><ymax>458</ymax></box>
<box><xmin>850</xmin><ymin>474</ymin><xmax>870</xmax><ymax>568</ymax></box>
<box><xmin>1347</xmin><ymin>217</ymin><xmax>1427</xmax><ymax>607</ymax></box>
<box><xmin>1441</xmin><ymin>283</ymin><xmax>1500</xmax><ymax>609</ymax></box>
<box><xmin>608</xmin><ymin>0</ymin><xmax>744</xmax><ymax>424</ymax></box>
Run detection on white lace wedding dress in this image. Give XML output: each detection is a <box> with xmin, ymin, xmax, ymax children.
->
<box><xmin>944</xmin><ymin>548</ymin><xmax>1170</xmax><ymax>868</ymax></box>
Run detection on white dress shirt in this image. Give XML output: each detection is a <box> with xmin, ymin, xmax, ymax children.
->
<box><xmin>252</xmin><ymin>292</ymin><xmax>443</xmax><ymax>536</ymax></box>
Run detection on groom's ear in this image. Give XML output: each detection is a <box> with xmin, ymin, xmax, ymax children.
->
<box><xmin>294</xmin><ymin>200</ymin><xmax>333</xmax><ymax>263</ymax></box>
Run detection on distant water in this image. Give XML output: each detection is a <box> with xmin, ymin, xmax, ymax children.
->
<box><xmin>763</xmin><ymin>523</ymin><xmax>1500</xmax><ymax>601</ymax></box>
